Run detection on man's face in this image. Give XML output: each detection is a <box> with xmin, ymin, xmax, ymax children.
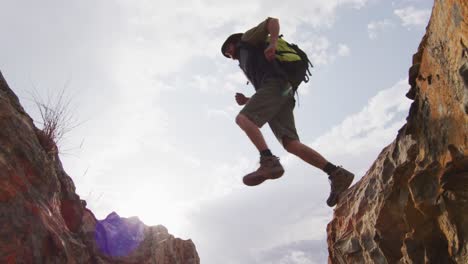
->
<box><xmin>225</xmin><ymin>43</ymin><xmax>237</xmax><ymax>60</ymax></box>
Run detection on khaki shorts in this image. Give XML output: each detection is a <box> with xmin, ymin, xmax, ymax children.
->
<box><xmin>240</xmin><ymin>78</ymin><xmax>299</xmax><ymax>146</ymax></box>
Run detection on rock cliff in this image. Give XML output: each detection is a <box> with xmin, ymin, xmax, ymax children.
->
<box><xmin>0</xmin><ymin>72</ymin><xmax>199</xmax><ymax>263</ymax></box>
<box><xmin>327</xmin><ymin>0</ymin><xmax>468</xmax><ymax>263</ymax></box>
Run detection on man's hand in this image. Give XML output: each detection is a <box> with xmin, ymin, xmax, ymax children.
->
<box><xmin>264</xmin><ymin>43</ymin><xmax>277</xmax><ymax>61</ymax></box>
<box><xmin>235</xmin><ymin>93</ymin><xmax>249</xmax><ymax>106</ymax></box>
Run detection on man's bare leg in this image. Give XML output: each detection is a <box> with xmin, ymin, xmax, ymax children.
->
<box><xmin>283</xmin><ymin>138</ymin><xmax>328</xmax><ymax>170</ymax></box>
<box><xmin>235</xmin><ymin>113</ymin><xmax>268</xmax><ymax>151</ymax></box>
<box><xmin>283</xmin><ymin>138</ymin><xmax>354</xmax><ymax>206</ymax></box>
<box><xmin>236</xmin><ymin>113</ymin><xmax>284</xmax><ymax>186</ymax></box>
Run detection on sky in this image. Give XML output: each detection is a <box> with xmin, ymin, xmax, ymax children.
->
<box><xmin>0</xmin><ymin>0</ymin><xmax>432</xmax><ymax>263</ymax></box>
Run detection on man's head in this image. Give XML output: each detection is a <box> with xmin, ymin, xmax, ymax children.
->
<box><xmin>221</xmin><ymin>33</ymin><xmax>242</xmax><ymax>60</ymax></box>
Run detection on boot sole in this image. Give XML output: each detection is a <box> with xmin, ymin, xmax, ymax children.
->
<box><xmin>243</xmin><ymin>168</ymin><xmax>285</xmax><ymax>186</ymax></box>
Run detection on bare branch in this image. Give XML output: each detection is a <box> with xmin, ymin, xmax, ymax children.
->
<box><xmin>30</xmin><ymin>82</ymin><xmax>81</xmax><ymax>154</ymax></box>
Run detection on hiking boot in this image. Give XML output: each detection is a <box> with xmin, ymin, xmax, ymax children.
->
<box><xmin>326</xmin><ymin>167</ymin><xmax>354</xmax><ymax>207</ymax></box>
<box><xmin>243</xmin><ymin>156</ymin><xmax>285</xmax><ymax>186</ymax></box>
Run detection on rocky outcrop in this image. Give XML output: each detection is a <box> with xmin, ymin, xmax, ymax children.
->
<box><xmin>327</xmin><ymin>0</ymin><xmax>468</xmax><ymax>263</ymax></box>
<box><xmin>92</xmin><ymin>212</ymin><xmax>199</xmax><ymax>263</ymax></box>
<box><xmin>0</xmin><ymin>71</ymin><xmax>199</xmax><ymax>263</ymax></box>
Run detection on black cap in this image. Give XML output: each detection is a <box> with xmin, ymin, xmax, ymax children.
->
<box><xmin>221</xmin><ymin>33</ymin><xmax>243</xmax><ymax>58</ymax></box>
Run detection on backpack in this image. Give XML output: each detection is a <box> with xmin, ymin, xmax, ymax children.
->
<box><xmin>267</xmin><ymin>35</ymin><xmax>313</xmax><ymax>89</ymax></box>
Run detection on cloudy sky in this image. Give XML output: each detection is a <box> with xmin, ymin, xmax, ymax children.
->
<box><xmin>1</xmin><ymin>0</ymin><xmax>432</xmax><ymax>263</ymax></box>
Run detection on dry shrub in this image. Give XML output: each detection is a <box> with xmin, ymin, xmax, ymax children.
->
<box><xmin>31</xmin><ymin>85</ymin><xmax>79</xmax><ymax>154</ymax></box>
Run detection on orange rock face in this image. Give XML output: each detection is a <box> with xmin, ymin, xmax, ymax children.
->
<box><xmin>0</xmin><ymin>73</ymin><xmax>199</xmax><ymax>263</ymax></box>
<box><xmin>327</xmin><ymin>0</ymin><xmax>468</xmax><ymax>263</ymax></box>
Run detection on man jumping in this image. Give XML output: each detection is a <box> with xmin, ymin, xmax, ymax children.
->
<box><xmin>221</xmin><ymin>17</ymin><xmax>354</xmax><ymax>207</ymax></box>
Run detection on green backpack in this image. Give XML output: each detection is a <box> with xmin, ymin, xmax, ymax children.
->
<box><xmin>267</xmin><ymin>35</ymin><xmax>313</xmax><ymax>89</ymax></box>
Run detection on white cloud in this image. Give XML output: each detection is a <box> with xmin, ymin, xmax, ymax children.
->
<box><xmin>206</xmin><ymin>108</ymin><xmax>230</xmax><ymax>119</ymax></box>
<box><xmin>300</xmin><ymin>36</ymin><xmax>351</xmax><ymax>66</ymax></box>
<box><xmin>301</xmin><ymin>36</ymin><xmax>331</xmax><ymax>65</ymax></box>
<box><xmin>206</xmin><ymin>105</ymin><xmax>238</xmax><ymax>120</ymax></box>
<box><xmin>109</xmin><ymin>0</ymin><xmax>372</xmax><ymax>77</ymax></box>
<box><xmin>311</xmin><ymin>79</ymin><xmax>411</xmax><ymax>161</ymax></box>
<box><xmin>258</xmin><ymin>239</ymin><xmax>328</xmax><ymax>264</ymax></box>
<box><xmin>394</xmin><ymin>6</ymin><xmax>431</xmax><ymax>27</ymax></box>
<box><xmin>367</xmin><ymin>19</ymin><xmax>395</xmax><ymax>39</ymax></box>
<box><xmin>278</xmin><ymin>251</ymin><xmax>315</xmax><ymax>264</ymax></box>
<box><xmin>337</xmin><ymin>44</ymin><xmax>351</xmax><ymax>56</ymax></box>
<box><xmin>279</xmin><ymin>78</ymin><xmax>412</xmax><ymax>180</ymax></box>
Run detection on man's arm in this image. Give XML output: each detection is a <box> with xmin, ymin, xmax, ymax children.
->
<box><xmin>241</xmin><ymin>17</ymin><xmax>281</xmax><ymax>61</ymax></box>
<box><xmin>264</xmin><ymin>18</ymin><xmax>280</xmax><ymax>61</ymax></box>
<box><xmin>242</xmin><ymin>17</ymin><xmax>279</xmax><ymax>46</ymax></box>
<box><xmin>266</xmin><ymin>18</ymin><xmax>280</xmax><ymax>48</ymax></box>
